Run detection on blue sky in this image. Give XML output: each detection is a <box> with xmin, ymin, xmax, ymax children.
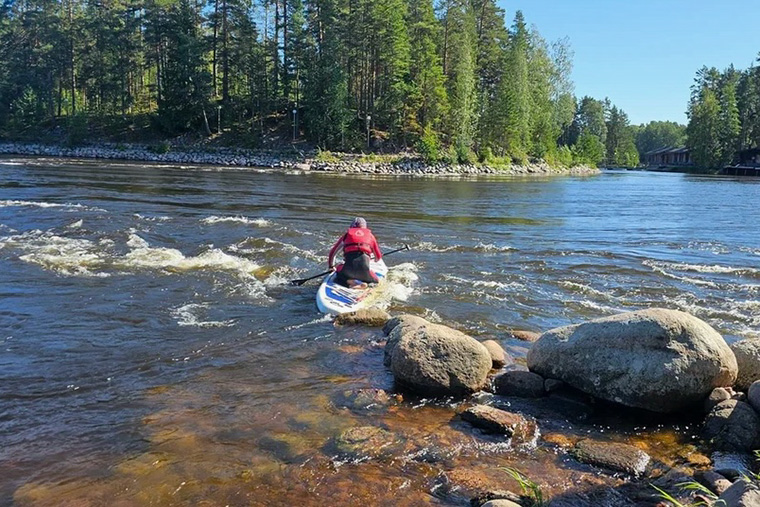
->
<box><xmin>499</xmin><ymin>0</ymin><xmax>760</xmax><ymax>125</ymax></box>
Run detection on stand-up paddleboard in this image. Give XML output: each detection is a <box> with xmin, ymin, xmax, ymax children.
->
<box><xmin>316</xmin><ymin>259</ymin><xmax>388</xmax><ymax>314</ymax></box>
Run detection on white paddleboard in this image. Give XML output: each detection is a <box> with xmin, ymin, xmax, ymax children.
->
<box><xmin>316</xmin><ymin>259</ymin><xmax>388</xmax><ymax>314</ymax></box>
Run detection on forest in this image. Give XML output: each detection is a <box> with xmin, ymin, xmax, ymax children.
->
<box><xmin>1</xmin><ymin>0</ymin><xmax>675</xmax><ymax>167</ymax></box>
<box><xmin>687</xmin><ymin>62</ymin><xmax>760</xmax><ymax>169</ymax></box>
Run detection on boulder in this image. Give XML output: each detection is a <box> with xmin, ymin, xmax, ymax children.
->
<box><xmin>382</xmin><ymin>314</ymin><xmax>428</xmax><ymax>336</ymax></box>
<box><xmin>748</xmin><ymin>380</ymin><xmax>760</xmax><ymax>413</ymax></box>
<box><xmin>705</xmin><ymin>387</ymin><xmax>733</xmax><ymax>413</ymax></box>
<box><xmin>388</xmin><ymin>321</ymin><xmax>492</xmax><ymax>396</ymax></box>
<box><xmin>730</xmin><ymin>339</ymin><xmax>760</xmax><ymax>390</ymax></box>
<box><xmin>460</xmin><ymin>405</ymin><xmax>537</xmax><ymax>442</ymax></box>
<box><xmin>572</xmin><ymin>439</ymin><xmax>651</xmax><ymax>477</ymax></box>
<box><xmin>382</xmin><ymin>314</ymin><xmax>429</xmax><ymax>366</ymax></box>
<box><xmin>493</xmin><ymin>371</ymin><xmax>546</xmax><ymax>398</ymax></box>
<box><xmin>717</xmin><ymin>479</ymin><xmax>760</xmax><ymax>507</ymax></box>
<box><xmin>703</xmin><ymin>400</ymin><xmax>760</xmax><ymax>452</ymax></box>
<box><xmin>334</xmin><ymin>308</ymin><xmax>391</xmax><ymax>327</ymax></box>
<box><xmin>527</xmin><ymin>309</ymin><xmax>737</xmax><ymax>413</ymax></box>
<box><xmin>544</xmin><ymin>378</ymin><xmax>565</xmax><ymax>393</ymax></box>
<box><xmin>481</xmin><ymin>501</ymin><xmax>522</xmax><ymax>507</ymax></box>
<box><xmin>482</xmin><ymin>340</ymin><xmax>511</xmax><ymax>368</ymax></box>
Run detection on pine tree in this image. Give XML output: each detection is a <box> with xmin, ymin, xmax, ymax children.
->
<box><xmin>407</xmin><ymin>0</ymin><xmax>447</xmax><ymax>133</ymax></box>
<box><xmin>494</xmin><ymin>10</ymin><xmax>530</xmax><ymax>159</ymax></box>
<box><xmin>442</xmin><ymin>0</ymin><xmax>477</xmax><ymax>161</ymax></box>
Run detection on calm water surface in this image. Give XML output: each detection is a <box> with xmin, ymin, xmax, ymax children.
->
<box><xmin>1</xmin><ymin>157</ymin><xmax>759</xmax><ymax>505</ymax></box>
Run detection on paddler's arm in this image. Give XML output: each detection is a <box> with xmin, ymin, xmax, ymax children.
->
<box><xmin>370</xmin><ymin>236</ymin><xmax>383</xmax><ymax>261</ymax></box>
<box><xmin>327</xmin><ymin>234</ymin><xmax>345</xmax><ymax>268</ymax></box>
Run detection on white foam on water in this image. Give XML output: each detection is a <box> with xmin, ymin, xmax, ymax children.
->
<box><xmin>559</xmin><ymin>281</ymin><xmax>619</xmax><ymax>301</ymax></box>
<box><xmin>0</xmin><ymin>199</ymin><xmax>106</xmax><ymax>212</ymax></box>
<box><xmin>2</xmin><ymin>230</ymin><xmax>109</xmax><ymax>277</ymax></box>
<box><xmin>172</xmin><ymin>303</ymin><xmax>236</xmax><ymax>328</ymax></box>
<box><xmin>380</xmin><ymin>262</ymin><xmax>420</xmax><ymax>304</ymax></box>
<box><xmin>643</xmin><ymin>259</ymin><xmax>720</xmax><ymax>288</ymax></box>
<box><xmin>66</xmin><ymin>219</ymin><xmax>83</xmax><ymax>229</ymax></box>
<box><xmin>475</xmin><ymin>242</ymin><xmax>515</xmax><ymax>253</ymax></box>
<box><xmin>284</xmin><ymin>314</ymin><xmax>333</xmax><ymax>331</ymax></box>
<box><xmin>134</xmin><ymin>213</ymin><xmax>172</xmax><ymax>222</ymax></box>
<box><xmin>120</xmin><ymin>234</ymin><xmax>262</xmax><ymax>276</ymax></box>
<box><xmin>414</xmin><ymin>241</ymin><xmax>460</xmax><ymax>253</ymax></box>
<box><xmin>230</xmin><ymin>236</ymin><xmax>322</xmax><ymax>262</ymax></box>
<box><xmin>441</xmin><ymin>273</ymin><xmax>524</xmax><ymax>292</ymax></box>
<box><xmin>201</xmin><ymin>215</ymin><xmax>273</xmax><ymax>227</ymax></box>
<box><xmin>653</xmin><ymin>260</ymin><xmax>760</xmax><ymax>276</ymax></box>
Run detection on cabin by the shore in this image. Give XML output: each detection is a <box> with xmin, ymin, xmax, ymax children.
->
<box><xmin>722</xmin><ymin>148</ymin><xmax>760</xmax><ymax>176</ymax></box>
<box><xmin>643</xmin><ymin>147</ymin><xmax>692</xmax><ymax>167</ymax></box>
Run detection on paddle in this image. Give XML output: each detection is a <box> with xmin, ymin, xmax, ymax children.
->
<box><xmin>289</xmin><ymin>244</ymin><xmax>410</xmax><ymax>286</ymax></box>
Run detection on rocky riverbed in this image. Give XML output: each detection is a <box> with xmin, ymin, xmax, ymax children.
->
<box><xmin>0</xmin><ymin>141</ymin><xmax>599</xmax><ymax>176</ymax></box>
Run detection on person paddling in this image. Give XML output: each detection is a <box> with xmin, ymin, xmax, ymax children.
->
<box><xmin>328</xmin><ymin>217</ymin><xmax>383</xmax><ymax>288</ymax></box>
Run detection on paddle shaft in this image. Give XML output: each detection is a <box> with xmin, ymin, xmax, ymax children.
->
<box><xmin>290</xmin><ymin>244</ymin><xmax>410</xmax><ymax>286</ymax></box>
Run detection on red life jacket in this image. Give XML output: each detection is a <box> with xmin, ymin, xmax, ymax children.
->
<box><xmin>343</xmin><ymin>227</ymin><xmax>374</xmax><ymax>255</ymax></box>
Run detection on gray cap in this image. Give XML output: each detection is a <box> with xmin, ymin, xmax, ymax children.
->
<box><xmin>351</xmin><ymin>217</ymin><xmax>367</xmax><ymax>228</ymax></box>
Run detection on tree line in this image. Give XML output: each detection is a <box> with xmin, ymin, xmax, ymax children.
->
<box><xmin>2</xmin><ymin>0</ymin><xmax>646</xmax><ymax>166</ymax></box>
<box><xmin>687</xmin><ymin>61</ymin><xmax>760</xmax><ymax>169</ymax></box>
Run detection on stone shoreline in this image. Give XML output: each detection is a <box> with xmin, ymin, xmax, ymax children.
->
<box><xmin>0</xmin><ymin>141</ymin><xmax>599</xmax><ymax>176</ymax></box>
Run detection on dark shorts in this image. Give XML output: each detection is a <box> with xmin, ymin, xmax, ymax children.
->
<box><xmin>335</xmin><ymin>251</ymin><xmax>378</xmax><ymax>286</ymax></box>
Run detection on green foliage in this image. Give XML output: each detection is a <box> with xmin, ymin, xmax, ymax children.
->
<box><xmin>573</xmin><ymin>131</ymin><xmax>605</xmax><ymax>166</ymax></box>
<box><xmin>147</xmin><ymin>140</ymin><xmax>171</xmax><ymax>154</ymax></box>
<box><xmin>66</xmin><ymin>113</ymin><xmax>89</xmax><ymax>147</ymax></box>
<box><xmin>501</xmin><ymin>467</ymin><xmax>545</xmax><ymax>507</ymax></box>
<box><xmin>454</xmin><ymin>137</ymin><xmax>474</xmax><ymax>164</ymax></box>
<box><xmin>0</xmin><ymin>0</ymin><xmax>651</xmax><ymax>170</ymax></box>
<box><xmin>477</xmin><ymin>145</ymin><xmax>493</xmax><ymax>163</ymax></box>
<box><xmin>635</xmin><ymin>121</ymin><xmax>687</xmax><ymax>155</ymax></box>
<box><xmin>314</xmin><ymin>148</ymin><xmax>340</xmax><ymax>163</ymax></box>
<box><xmin>417</xmin><ymin>126</ymin><xmax>441</xmax><ymax>163</ymax></box>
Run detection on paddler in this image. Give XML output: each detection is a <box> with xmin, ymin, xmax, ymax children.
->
<box><xmin>328</xmin><ymin>217</ymin><xmax>383</xmax><ymax>288</ymax></box>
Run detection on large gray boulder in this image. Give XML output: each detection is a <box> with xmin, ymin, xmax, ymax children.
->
<box><xmin>388</xmin><ymin>320</ymin><xmax>492</xmax><ymax>396</ymax></box>
<box><xmin>382</xmin><ymin>314</ymin><xmax>429</xmax><ymax>367</ymax></box>
<box><xmin>730</xmin><ymin>339</ymin><xmax>760</xmax><ymax>390</ymax></box>
<box><xmin>527</xmin><ymin>309</ymin><xmax>737</xmax><ymax>413</ymax></box>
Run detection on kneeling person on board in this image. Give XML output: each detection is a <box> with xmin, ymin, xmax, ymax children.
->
<box><xmin>328</xmin><ymin>217</ymin><xmax>383</xmax><ymax>288</ymax></box>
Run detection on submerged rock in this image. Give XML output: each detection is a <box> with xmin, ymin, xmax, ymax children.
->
<box><xmin>703</xmin><ymin>400</ymin><xmax>760</xmax><ymax>452</ymax></box>
<box><xmin>572</xmin><ymin>439</ymin><xmax>651</xmax><ymax>476</ymax></box>
<box><xmin>527</xmin><ymin>309</ymin><xmax>737</xmax><ymax>413</ymax></box>
<box><xmin>388</xmin><ymin>320</ymin><xmax>492</xmax><ymax>396</ymax></box>
<box><xmin>460</xmin><ymin>404</ymin><xmax>537</xmax><ymax>442</ymax></box>
<box><xmin>335</xmin><ymin>388</ymin><xmax>397</xmax><ymax>413</ymax></box>
<box><xmin>334</xmin><ymin>308</ymin><xmax>391</xmax><ymax>327</ymax></box>
<box><xmin>493</xmin><ymin>371</ymin><xmax>546</xmax><ymax>398</ymax></box>
<box><xmin>730</xmin><ymin>339</ymin><xmax>760</xmax><ymax>390</ymax></box>
<box><xmin>333</xmin><ymin>426</ymin><xmax>401</xmax><ymax>459</ymax></box>
<box><xmin>481</xmin><ymin>340</ymin><xmax>511</xmax><ymax>368</ymax></box>
<box><xmin>509</xmin><ymin>330</ymin><xmax>540</xmax><ymax>342</ymax></box>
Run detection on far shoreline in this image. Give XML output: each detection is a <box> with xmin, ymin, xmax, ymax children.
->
<box><xmin>0</xmin><ymin>141</ymin><xmax>600</xmax><ymax>178</ymax></box>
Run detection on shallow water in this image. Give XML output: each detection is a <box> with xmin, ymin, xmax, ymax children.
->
<box><xmin>1</xmin><ymin>157</ymin><xmax>759</xmax><ymax>505</ymax></box>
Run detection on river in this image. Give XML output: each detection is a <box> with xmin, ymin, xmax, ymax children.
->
<box><xmin>1</xmin><ymin>157</ymin><xmax>759</xmax><ymax>505</ymax></box>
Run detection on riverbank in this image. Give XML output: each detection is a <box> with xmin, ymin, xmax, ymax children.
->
<box><xmin>0</xmin><ymin>141</ymin><xmax>599</xmax><ymax>176</ymax></box>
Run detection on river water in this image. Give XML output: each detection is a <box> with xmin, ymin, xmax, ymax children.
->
<box><xmin>1</xmin><ymin>157</ymin><xmax>759</xmax><ymax>505</ymax></box>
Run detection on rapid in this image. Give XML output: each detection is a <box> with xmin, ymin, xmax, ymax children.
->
<box><xmin>1</xmin><ymin>157</ymin><xmax>759</xmax><ymax>504</ymax></box>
